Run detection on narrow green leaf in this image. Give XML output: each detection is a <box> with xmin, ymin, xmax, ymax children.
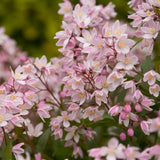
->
<box><xmin>141</xmin><ymin>56</ymin><xmax>154</xmax><ymax>73</ymax></box>
<box><xmin>36</xmin><ymin>128</ymin><xmax>51</xmax><ymax>153</ymax></box>
<box><xmin>89</xmin><ymin>118</ymin><xmax>118</xmax><ymax>128</ymax></box>
<box><xmin>4</xmin><ymin>139</ymin><xmax>12</xmax><ymax>160</ymax></box>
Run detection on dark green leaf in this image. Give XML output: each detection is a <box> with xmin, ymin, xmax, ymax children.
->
<box><xmin>36</xmin><ymin>128</ymin><xmax>51</xmax><ymax>153</ymax></box>
<box><xmin>141</xmin><ymin>56</ymin><xmax>154</xmax><ymax>73</ymax></box>
<box><xmin>4</xmin><ymin>139</ymin><xmax>12</xmax><ymax>160</ymax></box>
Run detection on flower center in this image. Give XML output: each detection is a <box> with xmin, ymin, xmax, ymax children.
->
<box><xmin>103</xmin><ymin>82</ymin><xmax>108</xmax><ymax>87</ymax></box>
<box><xmin>124</xmin><ymin>57</ymin><xmax>130</xmax><ymax>64</ymax></box>
<box><xmin>0</xmin><ymin>115</ymin><xmax>4</xmax><ymax>122</ymax></box>
<box><xmin>64</xmin><ymin>115</ymin><xmax>68</xmax><ymax>121</ymax></box>
<box><xmin>150</xmin><ymin>27</ymin><xmax>155</xmax><ymax>34</ymax></box>
<box><xmin>27</xmin><ymin>94</ymin><xmax>33</xmax><ymax>100</ymax></box>
<box><xmin>152</xmin><ymin>87</ymin><xmax>158</xmax><ymax>93</ymax></box>
<box><xmin>88</xmin><ymin>110</ymin><xmax>94</xmax><ymax>115</ymax></box>
<box><xmin>96</xmin><ymin>94</ymin><xmax>102</xmax><ymax>99</ymax></box>
<box><xmin>25</xmin><ymin>66</ymin><xmax>31</xmax><ymax>72</ymax></box>
<box><xmin>64</xmin><ymin>7</ymin><xmax>70</xmax><ymax>12</ymax></box>
<box><xmin>109</xmin><ymin>149</ymin><xmax>114</xmax><ymax>155</ymax></box>
<box><xmin>11</xmin><ymin>95</ymin><xmax>17</xmax><ymax>100</ymax></box>
<box><xmin>115</xmin><ymin>28</ymin><xmax>122</xmax><ymax>35</ymax></box>
<box><xmin>119</xmin><ymin>41</ymin><xmax>125</xmax><ymax>48</ymax></box>
<box><xmin>146</xmin><ymin>10</ymin><xmax>151</xmax><ymax>16</ymax></box>
<box><xmin>97</xmin><ymin>43</ymin><xmax>103</xmax><ymax>49</ymax></box>
<box><xmin>106</xmin><ymin>30</ymin><xmax>111</xmax><ymax>36</ymax></box>
<box><xmin>148</xmin><ymin>74</ymin><xmax>153</xmax><ymax>80</ymax></box>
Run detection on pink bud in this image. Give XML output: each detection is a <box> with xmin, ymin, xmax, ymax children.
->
<box><xmin>120</xmin><ymin>111</ymin><xmax>126</xmax><ymax>120</ymax></box>
<box><xmin>135</xmin><ymin>103</ymin><xmax>142</xmax><ymax>112</ymax></box>
<box><xmin>20</xmin><ymin>56</ymin><xmax>27</xmax><ymax>62</ymax></box>
<box><xmin>127</xmin><ymin>128</ymin><xmax>134</xmax><ymax>137</ymax></box>
<box><xmin>60</xmin><ymin>91</ymin><xmax>66</xmax><ymax>98</ymax></box>
<box><xmin>134</xmin><ymin>89</ymin><xmax>143</xmax><ymax>100</ymax></box>
<box><xmin>124</xmin><ymin>104</ymin><xmax>131</xmax><ymax>113</ymax></box>
<box><xmin>120</xmin><ymin>132</ymin><xmax>126</xmax><ymax>141</ymax></box>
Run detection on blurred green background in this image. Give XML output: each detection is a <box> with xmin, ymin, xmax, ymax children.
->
<box><xmin>0</xmin><ymin>0</ymin><xmax>130</xmax><ymax>59</ymax></box>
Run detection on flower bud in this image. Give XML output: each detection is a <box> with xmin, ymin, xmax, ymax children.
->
<box><xmin>120</xmin><ymin>132</ymin><xmax>126</xmax><ymax>141</ymax></box>
<box><xmin>124</xmin><ymin>104</ymin><xmax>131</xmax><ymax>113</ymax></box>
<box><xmin>60</xmin><ymin>91</ymin><xmax>66</xmax><ymax>98</ymax></box>
<box><xmin>120</xmin><ymin>111</ymin><xmax>126</xmax><ymax>120</ymax></box>
<box><xmin>135</xmin><ymin>103</ymin><xmax>142</xmax><ymax>112</ymax></box>
<box><xmin>127</xmin><ymin>128</ymin><xmax>134</xmax><ymax>137</ymax></box>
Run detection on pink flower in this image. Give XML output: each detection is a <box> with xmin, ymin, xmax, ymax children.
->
<box><xmin>115</xmin><ymin>53</ymin><xmax>138</xmax><ymax>70</ymax></box>
<box><xmin>73</xmin><ymin>4</ymin><xmax>90</xmax><ymax>28</ymax></box>
<box><xmin>73</xmin><ymin>146</ymin><xmax>83</xmax><ymax>159</ymax></box>
<box><xmin>80</xmin><ymin>0</ymin><xmax>95</xmax><ymax>7</ymax></box>
<box><xmin>108</xmin><ymin>105</ymin><xmax>122</xmax><ymax>116</ymax></box>
<box><xmin>149</xmin><ymin>144</ymin><xmax>160</xmax><ymax>159</ymax></box>
<box><xmin>24</xmin><ymin>91</ymin><xmax>38</xmax><ymax>105</ymax></box>
<box><xmin>34</xmin><ymin>55</ymin><xmax>48</xmax><ymax>70</ymax></box>
<box><xmin>101</xmin><ymin>138</ymin><xmax>125</xmax><ymax>160</ymax></box>
<box><xmin>149</xmin><ymin>0</ymin><xmax>160</xmax><ymax>7</ymax></box>
<box><xmin>140</xmin><ymin>97</ymin><xmax>155</xmax><ymax>111</ymax></box>
<box><xmin>65</xmin><ymin>126</ymin><xmax>80</xmax><ymax>143</ymax></box>
<box><xmin>11</xmin><ymin>65</ymin><xmax>27</xmax><ymax>84</ymax></box>
<box><xmin>150</xmin><ymin>117</ymin><xmax>160</xmax><ymax>136</ymax></box>
<box><xmin>107</xmin><ymin>71</ymin><xmax>124</xmax><ymax>89</ymax></box>
<box><xmin>94</xmin><ymin>90</ymin><xmax>107</xmax><ymax>106</ymax></box>
<box><xmin>141</xmin><ymin>20</ymin><xmax>160</xmax><ymax>39</ymax></box>
<box><xmin>112</xmin><ymin>20</ymin><xmax>127</xmax><ymax>37</ymax></box>
<box><xmin>27</xmin><ymin>123</ymin><xmax>43</xmax><ymax>137</ymax></box>
<box><xmin>12</xmin><ymin>143</ymin><xmax>24</xmax><ymax>154</ymax></box>
<box><xmin>0</xmin><ymin>107</ymin><xmax>12</xmax><ymax>127</ymax></box>
<box><xmin>100</xmin><ymin>2</ymin><xmax>117</xmax><ymax>19</ymax></box>
<box><xmin>14</xmin><ymin>152</ymin><xmax>30</xmax><ymax>160</ymax></box>
<box><xmin>124</xmin><ymin>147</ymin><xmax>140</xmax><ymax>160</ymax></box>
<box><xmin>143</xmin><ymin>70</ymin><xmax>160</xmax><ymax>85</ymax></box>
<box><xmin>76</xmin><ymin>28</ymin><xmax>97</xmax><ymax>48</ymax></box>
<box><xmin>83</xmin><ymin>106</ymin><xmax>104</xmax><ymax>121</ymax></box>
<box><xmin>0</xmin><ymin>27</ymin><xmax>7</xmax><ymax>45</ymax></box>
<box><xmin>69</xmin><ymin>89</ymin><xmax>86</xmax><ymax>105</ymax></box>
<box><xmin>36</xmin><ymin>100</ymin><xmax>51</xmax><ymax>121</ymax></box>
<box><xmin>34</xmin><ymin>153</ymin><xmax>42</xmax><ymax>160</ymax></box>
<box><xmin>115</xmin><ymin>35</ymin><xmax>135</xmax><ymax>54</ymax></box>
<box><xmin>53</xmin><ymin>129</ymin><xmax>63</xmax><ymax>140</ymax></box>
<box><xmin>61</xmin><ymin>111</ymin><xmax>71</xmax><ymax>128</ymax></box>
<box><xmin>149</xmin><ymin>84</ymin><xmax>160</xmax><ymax>97</ymax></box>
<box><xmin>141</xmin><ymin>119</ymin><xmax>152</xmax><ymax>135</ymax></box>
<box><xmin>58</xmin><ymin>0</ymin><xmax>73</xmax><ymax>15</ymax></box>
<box><xmin>71</xmin><ymin>77</ymin><xmax>84</xmax><ymax>91</ymax></box>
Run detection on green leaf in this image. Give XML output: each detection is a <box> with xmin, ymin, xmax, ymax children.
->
<box><xmin>4</xmin><ymin>139</ymin><xmax>12</xmax><ymax>160</ymax></box>
<box><xmin>36</xmin><ymin>128</ymin><xmax>51</xmax><ymax>153</ymax></box>
<box><xmin>88</xmin><ymin>118</ymin><xmax>118</xmax><ymax>128</ymax></box>
<box><xmin>141</xmin><ymin>56</ymin><xmax>154</xmax><ymax>73</ymax></box>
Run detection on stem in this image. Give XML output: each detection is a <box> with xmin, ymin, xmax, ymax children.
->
<box><xmin>37</xmin><ymin>74</ymin><xmax>61</xmax><ymax>106</ymax></box>
<box><xmin>132</xmin><ymin>68</ymin><xmax>143</xmax><ymax>77</ymax></box>
<box><xmin>2</xmin><ymin>127</ymin><xmax>7</xmax><ymax>146</ymax></box>
<box><xmin>22</xmin><ymin>123</ymin><xmax>35</xmax><ymax>155</ymax></box>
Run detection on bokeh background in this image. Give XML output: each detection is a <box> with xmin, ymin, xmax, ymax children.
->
<box><xmin>0</xmin><ymin>0</ymin><xmax>130</xmax><ymax>59</ymax></box>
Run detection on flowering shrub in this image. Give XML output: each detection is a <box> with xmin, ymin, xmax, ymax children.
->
<box><xmin>1</xmin><ymin>0</ymin><xmax>160</xmax><ymax>159</ymax></box>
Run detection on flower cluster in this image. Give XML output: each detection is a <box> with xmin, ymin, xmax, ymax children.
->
<box><xmin>89</xmin><ymin>137</ymin><xmax>160</xmax><ymax>160</ymax></box>
<box><xmin>0</xmin><ymin>27</ymin><xmax>27</xmax><ymax>82</ymax></box>
<box><xmin>0</xmin><ymin>0</ymin><xmax>160</xmax><ymax>159</ymax></box>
